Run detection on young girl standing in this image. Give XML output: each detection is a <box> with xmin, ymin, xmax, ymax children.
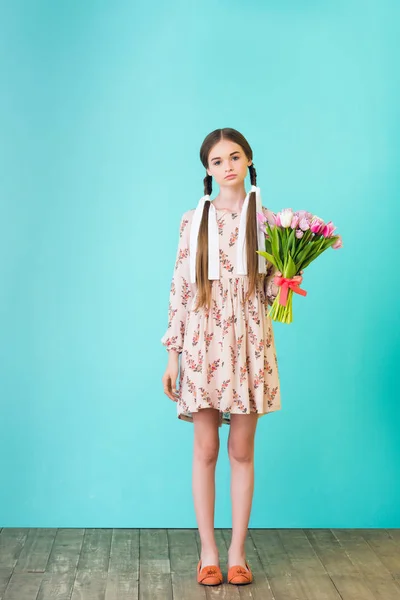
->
<box><xmin>161</xmin><ymin>128</ymin><xmax>282</xmax><ymax>586</ymax></box>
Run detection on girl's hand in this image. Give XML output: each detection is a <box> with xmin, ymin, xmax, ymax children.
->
<box><xmin>162</xmin><ymin>358</ymin><xmax>180</xmax><ymax>402</ymax></box>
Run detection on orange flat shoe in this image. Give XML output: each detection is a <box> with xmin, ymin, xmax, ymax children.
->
<box><xmin>197</xmin><ymin>560</ymin><xmax>223</xmax><ymax>586</ymax></box>
<box><xmin>227</xmin><ymin>561</ymin><xmax>253</xmax><ymax>585</ymax></box>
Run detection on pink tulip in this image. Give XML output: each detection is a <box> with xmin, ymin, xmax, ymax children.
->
<box><xmin>291</xmin><ymin>215</ymin><xmax>300</xmax><ymax>229</ymax></box>
<box><xmin>296</xmin><ymin>229</ymin><xmax>304</xmax><ymax>239</ymax></box>
<box><xmin>310</xmin><ymin>217</ymin><xmax>324</xmax><ymax>234</ymax></box>
<box><xmin>257</xmin><ymin>212</ymin><xmax>267</xmax><ymax>225</ymax></box>
<box><xmin>332</xmin><ymin>235</ymin><xmax>343</xmax><ymax>249</ymax></box>
<box><xmin>275</xmin><ymin>213</ymin><xmax>282</xmax><ymax>227</ymax></box>
<box><xmin>257</xmin><ymin>212</ymin><xmax>267</xmax><ymax>231</ymax></box>
<box><xmin>299</xmin><ymin>217</ymin><xmax>310</xmax><ymax>231</ymax></box>
<box><xmin>322</xmin><ymin>221</ymin><xmax>336</xmax><ymax>238</ymax></box>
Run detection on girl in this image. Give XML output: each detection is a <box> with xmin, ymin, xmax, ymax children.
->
<box><xmin>161</xmin><ymin>128</ymin><xmax>283</xmax><ymax>586</ymax></box>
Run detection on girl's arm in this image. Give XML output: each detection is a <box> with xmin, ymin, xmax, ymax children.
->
<box><xmin>161</xmin><ymin>210</ymin><xmax>195</xmax><ymax>354</ymax></box>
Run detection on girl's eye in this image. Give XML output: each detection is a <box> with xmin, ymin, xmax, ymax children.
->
<box><xmin>213</xmin><ymin>156</ymin><xmax>240</xmax><ymax>166</ymax></box>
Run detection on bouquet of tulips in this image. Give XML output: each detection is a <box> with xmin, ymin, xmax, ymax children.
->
<box><xmin>257</xmin><ymin>209</ymin><xmax>343</xmax><ymax>324</ymax></box>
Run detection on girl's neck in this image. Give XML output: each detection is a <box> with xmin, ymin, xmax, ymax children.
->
<box><xmin>211</xmin><ymin>187</ymin><xmax>248</xmax><ymax>212</ymax></box>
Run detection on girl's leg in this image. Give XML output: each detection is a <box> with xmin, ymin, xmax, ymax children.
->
<box><xmin>227</xmin><ymin>413</ymin><xmax>259</xmax><ymax>567</ymax></box>
<box><xmin>192</xmin><ymin>408</ymin><xmax>221</xmax><ymax>566</ymax></box>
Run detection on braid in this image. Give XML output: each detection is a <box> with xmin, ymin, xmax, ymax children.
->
<box><xmin>245</xmin><ymin>162</ymin><xmax>258</xmax><ymax>302</ymax></box>
<box><xmin>248</xmin><ymin>163</ymin><xmax>257</xmax><ymax>186</ymax></box>
<box><xmin>203</xmin><ymin>174</ymin><xmax>212</xmax><ymax>196</ymax></box>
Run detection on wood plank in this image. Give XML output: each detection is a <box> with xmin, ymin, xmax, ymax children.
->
<box><xmin>277</xmin><ymin>529</ymin><xmax>341</xmax><ymax>600</ymax></box>
<box><xmin>221</xmin><ymin>528</ymin><xmax>275</xmax><ymax>599</ymax></box>
<box><xmin>0</xmin><ymin>529</ymin><xmax>29</xmax><ymax>600</ymax></box>
<box><xmin>168</xmin><ymin>529</ymin><xmax>206</xmax><ymax>600</ymax></box>
<box><xmin>70</xmin><ymin>528</ymin><xmax>112</xmax><ymax>600</ymax></box>
<box><xmin>14</xmin><ymin>528</ymin><xmax>56</xmax><ymax>573</ymax></box>
<box><xmin>36</xmin><ymin>529</ymin><xmax>85</xmax><ymax>600</ymax></box>
<box><xmin>139</xmin><ymin>529</ymin><xmax>172</xmax><ymax>600</ymax></box>
<box><xmin>387</xmin><ymin>530</ymin><xmax>400</xmax><ymax>547</ymax></box>
<box><xmin>105</xmin><ymin>529</ymin><xmax>139</xmax><ymax>600</ymax></box>
<box><xmin>0</xmin><ymin>529</ymin><xmax>28</xmax><ymax>569</ymax></box>
<box><xmin>250</xmin><ymin>529</ymin><xmax>308</xmax><ymax>599</ymax></box>
<box><xmin>305</xmin><ymin>529</ymin><xmax>376</xmax><ymax>600</ymax></box>
<box><xmin>361</xmin><ymin>530</ymin><xmax>400</xmax><ymax>582</ymax></box>
<box><xmin>0</xmin><ymin>569</ymin><xmax>13</xmax><ymax>600</ymax></box>
<box><xmin>332</xmin><ymin>529</ymin><xmax>400</xmax><ymax>600</ymax></box>
<box><xmin>3</xmin><ymin>573</ymin><xmax>43</xmax><ymax>600</ymax></box>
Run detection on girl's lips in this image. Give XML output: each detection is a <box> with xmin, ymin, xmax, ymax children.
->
<box><xmin>225</xmin><ymin>174</ymin><xmax>237</xmax><ymax>179</ymax></box>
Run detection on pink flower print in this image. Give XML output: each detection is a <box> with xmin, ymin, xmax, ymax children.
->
<box><xmin>233</xmin><ymin>278</ymin><xmax>239</xmax><ymax>298</ymax></box>
<box><xmin>218</xmin><ymin>218</ymin><xmax>225</xmax><ymax>236</ymax></box>
<box><xmin>232</xmin><ymin>388</ymin><xmax>248</xmax><ymax>413</ymax></box>
<box><xmin>248</xmin><ymin>324</ymin><xmax>257</xmax><ymax>346</ymax></box>
<box><xmin>264</xmin><ymin>382</ymin><xmax>279</xmax><ymax>407</ymax></box>
<box><xmin>236</xmin><ymin>334</ymin><xmax>244</xmax><ymax>357</ymax></box>
<box><xmin>264</xmin><ymin>355</ymin><xmax>273</xmax><ymax>376</ymax></box>
<box><xmin>175</xmin><ymin>247</ymin><xmax>189</xmax><ymax>270</ymax></box>
<box><xmin>248</xmin><ymin>298</ymin><xmax>260</xmax><ymax>325</ymax></box>
<box><xmin>170</xmin><ymin>280</ymin><xmax>176</xmax><ymax>296</ymax></box>
<box><xmin>255</xmin><ymin>338</ymin><xmax>265</xmax><ymax>360</ymax></box>
<box><xmin>212</xmin><ymin>300</ymin><xmax>222</xmax><ymax>327</ymax></box>
<box><xmin>229</xmin><ymin>227</ymin><xmax>239</xmax><ymax>247</ymax></box>
<box><xmin>179</xmin><ymin>218</ymin><xmax>189</xmax><ymax>238</ymax></box>
<box><xmin>180</xmin><ymin>319</ymin><xmax>185</xmax><ymax>340</ymax></box>
<box><xmin>219</xmin><ymin>249</ymin><xmax>234</xmax><ymax>273</ymax></box>
<box><xmin>221</xmin><ymin>288</ymin><xmax>228</xmax><ymax>309</ymax></box>
<box><xmin>185</xmin><ymin>349</ymin><xmax>204</xmax><ymax>373</ymax></box>
<box><xmin>204</xmin><ymin>332</ymin><xmax>214</xmax><ymax>349</ymax></box>
<box><xmin>181</xmin><ymin>278</ymin><xmax>191</xmax><ymax>308</ymax></box>
<box><xmin>216</xmin><ymin>379</ymin><xmax>231</xmax><ymax>407</ymax></box>
<box><xmin>207</xmin><ymin>359</ymin><xmax>221</xmax><ymax>384</ymax></box>
<box><xmin>192</xmin><ymin>323</ymin><xmax>200</xmax><ymax>346</ymax></box>
<box><xmin>222</xmin><ymin>315</ymin><xmax>234</xmax><ymax>337</ymax></box>
<box><xmin>245</xmin><ymin>355</ymin><xmax>251</xmax><ymax>374</ymax></box>
<box><xmin>168</xmin><ymin>302</ymin><xmax>178</xmax><ymax>328</ymax></box>
<box><xmin>265</xmin><ymin>326</ymin><xmax>273</xmax><ymax>348</ymax></box>
<box><xmin>164</xmin><ymin>335</ymin><xmax>178</xmax><ymax>349</ymax></box>
<box><xmin>179</xmin><ymin>397</ymin><xmax>191</xmax><ymax>412</ymax></box>
<box><xmin>230</xmin><ymin>345</ymin><xmax>237</xmax><ymax>374</ymax></box>
<box><xmin>186</xmin><ymin>375</ymin><xmax>197</xmax><ymax>397</ymax></box>
<box><xmin>253</xmin><ymin>368</ymin><xmax>265</xmax><ymax>389</ymax></box>
<box><xmin>248</xmin><ymin>388</ymin><xmax>257</xmax><ymax>412</ymax></box>
<box><xmin>199</xmin><ymin>387</ymin><xmax>214</xmax><ymax>408</ymax></box>
<box><xmin>239</xmin><ymin>364</ymin><xmax>248</xmax><ymax>386</ymax></box>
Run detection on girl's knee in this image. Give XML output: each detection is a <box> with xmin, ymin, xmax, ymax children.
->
<box><xmin>194</xmin><ymin>437</ymin><xmax>220</xmax><ymax>465</ymax></box>
<box><xmin>227</xmin><ymin>440</ymin><xmax>254</xmax><ymax>464</ymax></box>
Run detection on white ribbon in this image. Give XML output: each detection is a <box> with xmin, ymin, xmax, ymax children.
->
<box><xmin>189</xmin><ymin>185</ymin><xmax>266</xmax><ymax>284</ymax></box>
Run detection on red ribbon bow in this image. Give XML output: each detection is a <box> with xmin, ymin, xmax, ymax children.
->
<box><xmin>274</xmin><ymin>274</ymin><xmax>307</xmax><ymax>306</ymax></box>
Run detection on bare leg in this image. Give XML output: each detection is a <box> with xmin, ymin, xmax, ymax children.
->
<box><xmin>192</xmin><ymin>408</ymin><xmax>221</xmax><ymax>567</ymax></box>
<box><xmin>227</xmin><ymin>413</ymin><xmax>259</xmax><ymax>568</ymax></box>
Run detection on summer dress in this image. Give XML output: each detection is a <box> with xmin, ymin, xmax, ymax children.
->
<box><xmin>161</xmin><ymin>204</ymin><xmax>281</xmax><ymax>427</ymax></box>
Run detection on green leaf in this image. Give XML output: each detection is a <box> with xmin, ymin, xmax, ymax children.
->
<box><xmin>257</xmin><ymin>250</ymin><xmax>278</xmax><ymax>269</ymax></box>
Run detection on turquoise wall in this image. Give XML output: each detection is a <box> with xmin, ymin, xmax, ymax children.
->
<box><xmin>1</xmin><ymin>0</ymin><xmax>399</xmax><ymax>527</ymax></box>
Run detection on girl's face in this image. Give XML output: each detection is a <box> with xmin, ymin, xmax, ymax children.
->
<box><xmin>206</xmin><ymin>140</ymin><xmax>252</xmax><ymax>187</ymax></box>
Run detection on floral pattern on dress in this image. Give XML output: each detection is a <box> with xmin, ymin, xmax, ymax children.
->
<box><xmin>161</xmin><ymin>205</ymin><xmax>281</xmax><ymax>426</ymax></box>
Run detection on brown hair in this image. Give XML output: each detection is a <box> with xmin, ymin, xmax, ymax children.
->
<box><xmin>194</xmin><ymin>128</ymin><xmax>259</xmax><ymax>311</ymax></box>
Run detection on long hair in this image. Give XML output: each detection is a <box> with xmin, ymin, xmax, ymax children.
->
<box><xmin>194</xmin><ymin>128</ymin><xmax>259</xmax><ymax>311</ymax></box>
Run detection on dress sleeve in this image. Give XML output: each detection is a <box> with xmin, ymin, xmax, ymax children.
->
<box><xmin>262</xmin><ymin>206</ymin><xmax>279</xmax><ymax>306</ymax></box>
<box><xmin>161</xmin><ymin>211</ymin><xmax>195</xmax><ymax>353</ymax></box>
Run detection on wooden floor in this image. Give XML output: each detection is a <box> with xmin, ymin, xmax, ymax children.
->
<box><xmin>0</xmin><ymin>528</ymin><xmax>400</xmax><ymax>599</ymax></box>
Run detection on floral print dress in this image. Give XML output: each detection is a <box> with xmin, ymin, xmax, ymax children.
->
<box><xmin>161</xmin><ymin>205</ymin><xmax>281</xmax><ymax>427</ymax></box>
